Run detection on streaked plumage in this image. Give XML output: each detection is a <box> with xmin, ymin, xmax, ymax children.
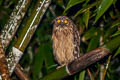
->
<box><xmin>52</xmin><ymin>16</ymin><xmax>80</xmax><ymax>67</ymax></box>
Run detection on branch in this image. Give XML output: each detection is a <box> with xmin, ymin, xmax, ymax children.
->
<box><xmin>40</xmin><ymin>36</ymin><xmax>120</xmax><ymax>80</ymax></box>
<box><xmin>67</xmin><ymin>48</ymin><xmax>109</xmax><ymax>74</ymax></box>
<box><xmin>14</xmin><ymin>64</ymin><xmax>31</xmax><ymax>80</ymax></box>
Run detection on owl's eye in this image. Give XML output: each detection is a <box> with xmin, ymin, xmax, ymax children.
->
<box><xmin>64</xmin><ymin>20</ymin><xmax>68</xmax><ymax>24</ymax></box>
<box><xmin>57</xmin><ymin>19</ymin><xmax>61</xmax><ymax>23</ymax></box>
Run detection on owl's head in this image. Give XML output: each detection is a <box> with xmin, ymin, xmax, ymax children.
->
<box><xmin>53</xmin><ymin>16</ymin><xmax>72</xmax><ymax>27</ymax></box>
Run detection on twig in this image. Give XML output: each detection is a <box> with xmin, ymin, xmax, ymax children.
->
<box><xmin>14</xmin><ymin>64</ymin><xmax>31</xmax><ymax>80</ymax></box>
<box><xmin>87</xmin><ymin>69</ymin><xmax>94</xmax><ymax>80</ymax></box>
<box><xmin>49</xmin><ymin>6</ymin><xmax>56</xmax><ymax>17</ymax></box>
<box><xmin>102</xmin><ymin>55</ymin><xmax>112</xmax><ymax>80</ymax></box>
<box><xmin>100</xmin><ymin>64</ymin><xmax>104</xmax><ymax>80</ymax></box>
<box><xmin>0</xmin><ymin>42</ymin><xmax>11</xmax><ymax>80</ymax></box>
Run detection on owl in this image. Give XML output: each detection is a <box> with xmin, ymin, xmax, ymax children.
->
<box><xmin>52</xmin><ymin>16</ymin><xmax>80</xmax><ymax>68</ymax></box>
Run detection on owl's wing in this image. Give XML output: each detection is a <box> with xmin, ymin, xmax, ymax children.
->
<box><xmin>73</xmin><ymin>24</ymin><xmax>81</xmax><ymax>59</ymax></box>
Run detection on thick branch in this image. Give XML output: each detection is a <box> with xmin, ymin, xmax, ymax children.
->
<box><xmin>67</xmin><ymin>48</ymin><xmax>109</xmax><ymax>74</ymax></box>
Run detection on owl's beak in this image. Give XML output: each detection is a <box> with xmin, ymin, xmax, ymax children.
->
<box><xmin>60</xmin><ymin>20</ymin><xmax>66</xmax><ymax>26</ymax></box>
<box><xmin>60</xmin><ymin>22</ymin><xmax>65</xmax><ymax>25</ymax></box>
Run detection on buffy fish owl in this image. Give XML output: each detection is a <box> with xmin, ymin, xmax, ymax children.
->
<box><xmin>52</xmin><ymin>16</ymin><xmax>80</xmax><ymax>68</ymax></box>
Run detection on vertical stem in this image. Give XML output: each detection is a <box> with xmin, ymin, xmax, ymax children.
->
<box><xmin>100</xmin><ymin>35</ymin><xmax>105</xmax><ymax>80</ymax></box>
<box><xmin>102</xmin><ymin>55</ymin><xmax>112</xmax><ymax>80</ymax></box>
<box><xmin>100</xmin><ymin>64</ymin><xmax>104</xmax><ymax>80</ymax></box>
<box><xmin>87</xmin><ymin>69</ymin><xmax>94</xmax><ymax>80</ymax></box>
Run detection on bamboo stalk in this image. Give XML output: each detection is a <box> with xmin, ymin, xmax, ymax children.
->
<box><xmin>40</xmin><ymin>36</ymin><xmax>120</xmax><ymax>80</ymax></box>
<box><xmin>6</xmin><ymin>0</ymin><xmax>51</xmax><ymax>75</ymax></box>
<box><xmin>0</xmin><ymin>0</ymin><xmax>31</xmax><ymax>51</ymax></box>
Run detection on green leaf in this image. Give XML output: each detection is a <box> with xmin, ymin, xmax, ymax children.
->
<box><xmin>82</xmin><ymin>9</ymin><xmax>90</xmax><ymax>28</ymax></box>
<box><xmin>112</xmin><ymin>30</ymin><xmax>120</xmax><ymax>37</ymax></box>
<box><xmin>113</xmin><ymin>47</ymin><xmax>120</xmax><ymax>58</ymax></box>
<box><xmin>82</xmin><ymin>27</ymin><xmax>98</xmax><ymax>41</ymax></box>
<box><xmin>54</xmin><ymin>0</ymin><xmax>65</xmax><ymax>9</ymax></box>
<box><xmin>33</xmin><ymin>44</ymin><xmax>45</xmax><ymax>80</ymax></box>
<box><xmin>74</xmin><ymin>1</ymin><xmax>98</xmax><ymax>17</ymax></box>
<box><xmin>95</xmin><ymin>0</ymin><xmax>113</xmax><ymax>23</ymax></box>
<box><xmin>0</xmin><ymin>0</ymin><xmax>3</xmax><ymax>5</ymax></box>
<box><xmin>79</xmin><ymin>70</ymin><xmax>85</xmax><ymax>80</ymax></box>
<box><xmin>44</xmin><ymin>42</ymin><xmax>55</xmax><ymax>69</ymax></box>
<box><xmin>104</xmin><ymin>27</ymin><xmax>117</xmax><ymax>39</ymax></box>
<box><xmin>33</xmin><ymin>41</ymin><xmax>56</xmax><ymax>80</ymax></box>
<box><xmin>87</xmin><ymin>35</ymin><xmax>100</xmax><ymax>51</ymax></box>
<box><xmin>112</xmin><ymin>22</ymin><xmax>120</xmax><ymax>28</ymax></box>
<box><xmin>63</xmin><ymin>0</ymin><xmax>85</xmax><ymax>14</ymax></box>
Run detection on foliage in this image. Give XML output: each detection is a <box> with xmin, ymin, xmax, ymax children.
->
<box><xmin>0</xmin><ymin>0</ymin><xmax>120</xmax><ymax>80</ymax></box>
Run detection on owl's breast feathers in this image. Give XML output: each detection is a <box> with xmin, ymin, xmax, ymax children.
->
<box><xmin>52</xmin><ymin>24</ymin><xmax>80</xmax><ymax>65</ymax></box>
